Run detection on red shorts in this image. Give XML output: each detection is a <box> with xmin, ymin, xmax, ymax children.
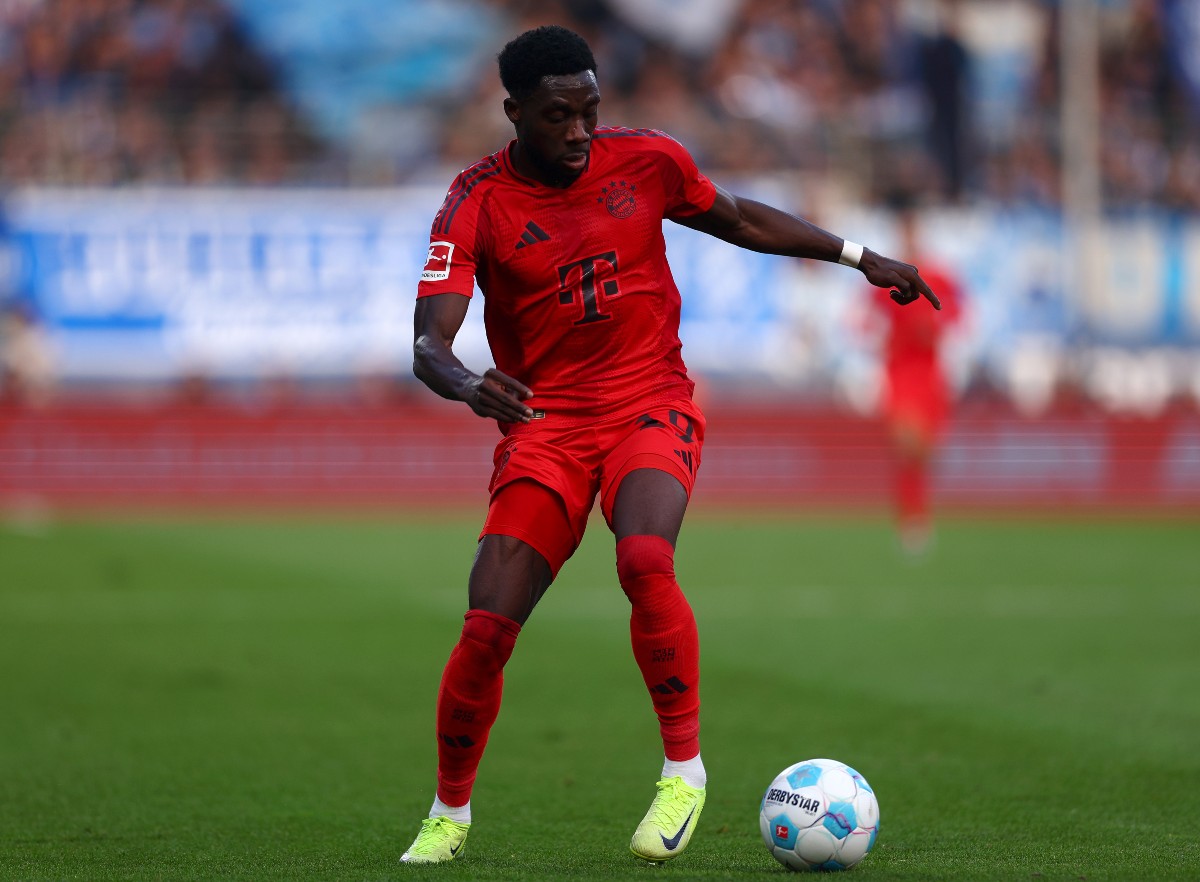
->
<box><xmin>480</xmin><ymin>400</ymin><xmax>705</xmax><ymax>576</ymax></box>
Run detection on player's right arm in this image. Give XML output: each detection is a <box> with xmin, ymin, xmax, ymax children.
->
<box><xmin>413</xmin><ymin>293</ymin><xmax>535</xmax><ymax>423</ymax></box>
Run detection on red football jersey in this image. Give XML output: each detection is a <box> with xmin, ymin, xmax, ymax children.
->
<box><xmin>417</xmin><ymin>127</ymin><xmax>717</xmax><ymax>424</ymax></box>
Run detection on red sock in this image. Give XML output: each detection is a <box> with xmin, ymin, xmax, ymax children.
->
<box><xmin>897</xmin><ymin>457</ymin><xmax>929</xmax><ymax>528</ymax></box>
<box><xmin>616</xmin><ymin>535</ymin><xmax>700</xmax><ymax>761</ymax></box>
<box><xmin>434</xmin><ymin>609</ymin><xmax>521</xmax><ymax>806</ymax></box>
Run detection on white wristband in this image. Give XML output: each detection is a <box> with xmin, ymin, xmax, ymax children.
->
<box><xmin>838</xmin><ymin>239</ymin><xmax>864</xmax><ymax>268</ymax></box>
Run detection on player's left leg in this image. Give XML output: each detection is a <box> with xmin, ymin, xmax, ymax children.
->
<box><xmin>603</xmin><ymin>404</ymin><xmax>707</xmax><ymax>863</ymax></box>
<box><xmin>611</xmin><ymin>468</ymin><xmax>700</xmax><ymax>763</ymax></box>
<box><xmin>610</xmin><ymin>469</ymin><xmax>706</xmax><ymax>863</ymax></box>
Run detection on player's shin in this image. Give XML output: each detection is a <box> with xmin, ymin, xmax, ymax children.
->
<box><xmin>616</xmin><ymin>535</ymin><xmax>701</xmax><ymax>765</ymax></box>
<box><xmin>434</xmin><ymin>609</ymin><xmax>521</xmax><ymax>807</ymax></box>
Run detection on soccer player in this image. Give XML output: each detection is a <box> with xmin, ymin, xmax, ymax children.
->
<box><xmin>403</xmin><ymin>25</ymin><xmax>939</xmax><ymax>865</ymax></box>
<box><xmin>864</xmin><ymin>198</ymin><xmax>963</xmax><ymax>554</ymax></box>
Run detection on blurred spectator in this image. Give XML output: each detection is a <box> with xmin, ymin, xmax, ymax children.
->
<box><xmin>914</xmin><ymin>0</ymin><xmax>971</xmax><ymax>201</ymax></box>
<box><xmin>0</xmin><ymin>301</ymin><xmax>55</xmax><ymax>406</ymax></box>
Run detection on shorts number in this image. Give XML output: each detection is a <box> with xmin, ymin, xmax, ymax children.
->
<box><xmin>669</xmin><ymin>410</ymin><xmax>695</xmax><ymax>444</ymax></box>
<box><xmin>636</xmin><ymin>410</ymin><xmax>696</xmax><ymax>444</ymax></box>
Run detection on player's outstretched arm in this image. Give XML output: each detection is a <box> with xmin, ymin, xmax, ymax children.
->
<box><xmin>413</xmin><ymin>293</ymin><xmax>535</xmax><ymax>423</ymax></box>
<box><xmin>675</xmin><ymin>185</ymin><xmax>941</xmax><ymax>310</ymax></box>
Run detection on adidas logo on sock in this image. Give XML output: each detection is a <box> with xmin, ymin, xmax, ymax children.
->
<box><xmin>651</xmin><ymin>676</ymin><xmax>689</xmax><ymax>695</ymax></box>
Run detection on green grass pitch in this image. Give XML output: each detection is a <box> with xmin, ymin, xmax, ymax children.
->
<box><xmin>1</xmin><ymin>511</ymin><xmax>1198</xmax><ymax>880</ymax></box>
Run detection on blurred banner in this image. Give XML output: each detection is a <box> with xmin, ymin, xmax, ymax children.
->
<box><xmin>5</xmin><ymin>188</ymin><xmax>1199</xmax><ymax>385</ymax></box>
<box><xmin>5</xmin><ymin>189</ymin><xmax>443</xmax><ymax>380</ymax></box>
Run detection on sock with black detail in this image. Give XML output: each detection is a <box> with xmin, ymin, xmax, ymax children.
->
<box><xmin>434</xmin><ymin>609</ymin><xmax>521</xmax><ymax>807</ymax></box>
<box><xmin>616</xmin><ymin>534</ymin><xmax>701</xmax><ymax>762</ymax></box>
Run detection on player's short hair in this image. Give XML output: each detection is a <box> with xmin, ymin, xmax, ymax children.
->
<box><xmin>498</xmin><ymin>25</ymin><xmax>597</xmax><ymax>101</ymax></box>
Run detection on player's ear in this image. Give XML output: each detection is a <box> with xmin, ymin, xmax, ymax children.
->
<box><xmin>503</xmin><ymin>97</ymin><xmax>521</xmax><ymax>125</ymax></box>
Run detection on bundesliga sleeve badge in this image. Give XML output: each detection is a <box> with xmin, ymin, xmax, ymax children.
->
<box><xmin>422</xmin><ymin>241</ymin><xmax>455</xmax><ymax>281</ymax></box>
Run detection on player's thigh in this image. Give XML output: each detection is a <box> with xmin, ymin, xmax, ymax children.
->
<box><xmin>480</xmin><ymin>477</ymin><xmax>584</xmax><ymax>578</ymax></box>
<box><xmin>473</xmin><ymin>480</ymin><xmax>576</xmax><ymax>623</ymax></box>
<box><xmin>600</xmin><ymin>400</ymin><xmax>705</xmax><ymax>541</ymax></box>
<box><xmin>484</xmin><ymin>430</ymin><xmax>598</xmax><ymax>566</ymax></box>
<box><xmin>609</xmin><ymin>468</ymin><xmax>689</xmax><ymax>544</ymax></box>
<box><xmin>468</xmin><ymin>535</ymin><xmax>551</xmax><ymax>626</ymax></box>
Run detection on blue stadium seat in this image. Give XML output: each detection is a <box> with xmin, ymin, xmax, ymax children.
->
<box><xmin>227</xmin><ymin>0</ymin><xmax>503</xmax><ymax>139</ymax></box>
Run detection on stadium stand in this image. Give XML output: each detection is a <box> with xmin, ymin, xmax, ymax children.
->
<box><xmin>1</xmin><ymin>0</ymin><xmax>1196</xmax><ymax>207</ymax></box>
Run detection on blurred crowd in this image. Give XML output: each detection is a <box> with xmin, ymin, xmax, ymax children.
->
<box><xmin>0</xmin><ymin>0</ymin><xmax>319</xmax><ymax>185</ymax></box>
<box><xmin>452</xmin><ymin>0</ymin><xmax>1200</xmax><ymax>209</ymax></box>
<box><xmin>1</xmin><ymin>0</ymin><xmax>1198</xmax><ymax>210</ymax></box>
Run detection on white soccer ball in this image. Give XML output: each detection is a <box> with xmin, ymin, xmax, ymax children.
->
<box><xmin>759</xmin><ymin>758</ymin><xmax>880</xmax><ymax>872</ymax></box>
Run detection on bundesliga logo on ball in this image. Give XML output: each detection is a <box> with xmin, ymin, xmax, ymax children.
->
<box><xmin>759</xmin><ymin>758</ymin><xmax>880</xmax><ymax>871</ymax></box>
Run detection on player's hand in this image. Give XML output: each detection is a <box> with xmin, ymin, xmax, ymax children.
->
<box><xmin>859</xmin><ymin>249</ymin><xmax>941</xmax><ymax>310</ymax></box>
<box><xmin>466</xmin><ymin>368</ymin><xmax>535</xmax><ymax>423</ymax></box>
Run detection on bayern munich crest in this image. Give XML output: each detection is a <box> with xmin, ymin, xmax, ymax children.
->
<box><xmin>597</xmin><ymin>181</ymin><xmax>637</xmax><ymax>218</ymax></box>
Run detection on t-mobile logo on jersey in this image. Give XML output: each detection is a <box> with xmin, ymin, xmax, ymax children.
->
<box><xmin>557</xmin><ymin>251</ymin><xmax>620</xmax><ymax>325</ymax></box>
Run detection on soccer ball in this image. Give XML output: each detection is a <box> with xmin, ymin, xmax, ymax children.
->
<box><xmin>759</xmin><ymin>758</ymin><xmax>880</xmax><ymax>871</ymax></box>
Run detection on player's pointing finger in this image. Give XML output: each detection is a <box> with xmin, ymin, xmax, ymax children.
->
<box><xmin>918</xmin><ymin>278</ymin><xmax>942</xmax><ymax>310</ymax></box>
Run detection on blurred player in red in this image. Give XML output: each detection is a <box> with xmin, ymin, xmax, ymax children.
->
<box><xmin>866</xmin><ymin>197</ymin><xmax>963</xmax><ymax>554</ymax></box>
<box><xmin>403</xmin><ymin>25</ymin><xmax>939</xmax><ymax>866</ymax></box>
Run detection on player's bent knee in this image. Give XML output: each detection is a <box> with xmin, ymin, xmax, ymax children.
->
<box><xmin>616</xmin><ymin>534</ymin><xmax>676</xmax><ymax>585</ymax></box>
<box><xmin>460</xmin><ymin>609</ymin><xmax>522</xmax><ymax>671</ymax></box>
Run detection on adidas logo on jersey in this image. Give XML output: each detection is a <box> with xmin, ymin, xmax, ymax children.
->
<box><xmin>515</xmin><ymin>220</ymin><xmax>551</xmax><ymax>250</ymax></box>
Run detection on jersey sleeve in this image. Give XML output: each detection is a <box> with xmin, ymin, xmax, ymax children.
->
<box><xmin>654</xmin><ymin>135</ymin><xmax>718</xmax><ymax>220</ymax></box>
<box><xmin>416</xmin><ymin>173</ymin><xmax>487</xmax><ymax>300</ymax></box>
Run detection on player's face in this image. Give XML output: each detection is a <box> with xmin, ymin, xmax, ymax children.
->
<box><xmin>505</xmin><ymin>71</ymin><xmax>600</xmax><ymax>186</ymax></box>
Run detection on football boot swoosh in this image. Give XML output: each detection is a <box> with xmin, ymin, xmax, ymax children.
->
<box><xmin>659</xmin><ymin>806</ymin><xmax>696</xmax><ymax>851</ymax></box>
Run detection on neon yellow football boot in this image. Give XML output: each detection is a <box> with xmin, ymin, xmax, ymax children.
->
<box><xmin>630</xmin><ymin>776</ymin><xmax>706</xmax><ymax>863</ymax></box>
<box><xmin>400</xmin><ymin>816</ymin><xmax>471</xmax><ymax>864</ymax></box>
